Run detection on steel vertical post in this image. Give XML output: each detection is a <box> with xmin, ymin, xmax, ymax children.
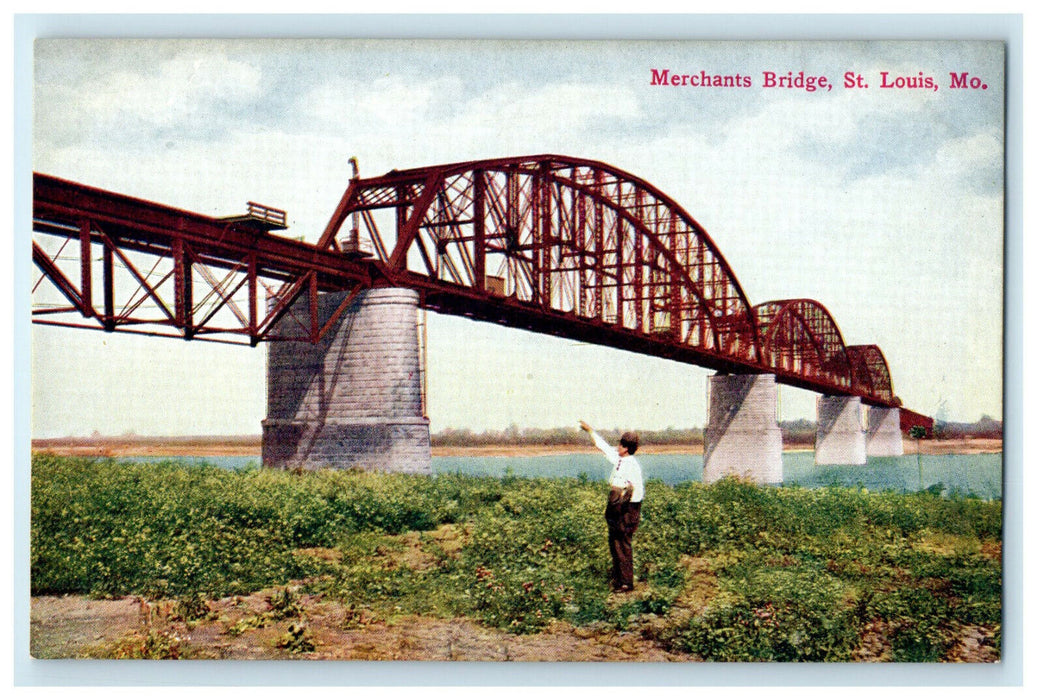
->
<box><xmin>539</xmin><ymin>161</ymin><xmax>552</xmax><ymax>307</ymax></box>
<box><xmin>102</xmin><ymin>242</ymin><xmax>115</xmax><ymax>332</ymax></box>
<box><xmin>78</xmin><ymin>220</ymin><xmax>92</xmax><ymax>317</ymax></box>
<box><xmin>309</xmin><ymin>272</ymin><xmax>319</xmax><ymax>343</ymax></box>
<box><xmin>473</xmin><ymin>169</ymin><xmax>486</xmax><ymax>291</ymax></box>
<box><xmin>578</xmin><ymin>193</ymin><xmax>588</xmax><ymax>315</ymax></box>
<box><xmin>615</xmin><ymin>190</ymin><xmax>624</xmax><ymax>328</ymax></box>
<box><xmin>634</xmin><ymin>190</ymin><xmax>645</xmax><ymax>333</ymax></box>
<box><xmin>248</xmin><ymin>252</ymin><xmax>258</xmax><ymax>345</ymax></box>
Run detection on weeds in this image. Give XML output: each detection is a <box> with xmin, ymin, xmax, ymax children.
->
<box><xmin>225</xmin><ymin>613</ymin><xmax>268</xmax><ymax>638</ymax></box>
<box><xmin>173</xmin><ymin>592</ymin><xmax>214</xmax><ymax>623</ymax></box>
<box><xmin>266</xmin><ymin>586</ymin><xmax>303</xmax><ymax>619</ymax></box>
<box><xmin>32</xmin><ymin>457</ymin><xmax>1002</xmax><ymax>660</ymax></box>
<box><xmin>109</xmin><ymin>628</ymin><xmax>183</xmax><ymax>659</ymax></box>
<box><xmin>276</xmin><ymin>622</ymin><xmax>315</xmax><ymax>653</ymax></box>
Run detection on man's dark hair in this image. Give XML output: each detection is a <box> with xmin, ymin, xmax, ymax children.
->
<box><xmin>619</xmin><ymin>431</ymin><xmax>640</xmax><ymax>455</ymax></box>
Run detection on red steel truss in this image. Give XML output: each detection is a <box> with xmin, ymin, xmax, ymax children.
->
<box><xmin>32</xmin><ymin>173</ymin><xmax>374</xmax><ymax>345</ymax></box>
<box><xmin>317</xmin><ymin>155</ymin><xmax>761</xmax><ymax>370</ymax></box>
<box><xmin>32</xmin><ymin>155</ymin><xmax>908</xmax><ymax>409</ymax></box>
<box><xmin>847</xmin><ymin>344</ymin><xmax>897</xmax><ymax>405</ymax></box>
<box><xmin>753</xmin><ymin>299</ymin><xmax>895</xmax><ymax>405</ymax></box>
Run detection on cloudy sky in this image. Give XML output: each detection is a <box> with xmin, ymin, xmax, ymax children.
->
<box><xmin>29</xmin><ymin>37</ymin><xmax>1005</xmax><ymax>437</ymax></box>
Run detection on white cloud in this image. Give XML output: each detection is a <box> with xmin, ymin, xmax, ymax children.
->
<box><xmin>932</xmin><ymin>128</ymin><xmax>1005</xmax><ymax>191</ymax></box>
<box><xmin>462</xmin><ymin>81</ymin><xmax>643</xmax><ymax>129</ymax></box>
<box><xmin>103</xmin><ymin>54</ymin><xmax>262</xmax><ymax>125</ymax></box>
<box><xmin>292</xmin><ymin>75</ymin><xmax>647</xmax><ymax>170</ymax></box>
<box><xmin>300</xmin><ymin>74</ymin><xmax>466</xmax><ymax>133</ymax></box>
<box><xmin>35</xmin><ymin>50</ymin><xmax>263</xmax><ymax>148</ymax></box>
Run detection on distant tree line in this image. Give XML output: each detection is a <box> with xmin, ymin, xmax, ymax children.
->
<box><xmin>932</xmin><ymin>415</ymin><xmax>1003</xmax><ymax>440</ymax></box>
<box><xmin>431</xmin><ymin>424</ymin><xmax>703</xmax><ymax>448</ymax></box>
<box><xmin>428</xmin><ymin>424</ymin><xmax>705</xmax><ymax>447</ymax></box>
<box><xmin>431</xmin><ymin>416</ymin><xmax>1001</xmax><ymax>447</ymax></box>
<box><xmin>431</xmin><ymin>421</ymin><xmax>821</xmax><ymax>448</ymax></box>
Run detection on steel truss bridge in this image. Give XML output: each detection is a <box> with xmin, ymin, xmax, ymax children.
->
<box><xmin>31</xmin><ymin>154</ymin><xmax>928</xmax><ymax>421</ymax></box>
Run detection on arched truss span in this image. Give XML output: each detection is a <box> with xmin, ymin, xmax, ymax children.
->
<box><xmin>31</xmin><ymin>159</ymin><xmax>908</xmax><ymax>408</ymax></box>
<box><xmin>753</xmin><ymin>299</ymin><xmax>855</xmax><ymax>391</ymax></box>
<box><xmin>318</xmin><ymin>155</ymin><xmax>761</xmax><ymax>364</ymax></box>
<box><xmin>847</xmin><ymin>345</ymin><xmax>898</xmax><ymax>405</ymax></box>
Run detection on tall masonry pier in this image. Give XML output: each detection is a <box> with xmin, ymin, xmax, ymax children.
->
<box><xmin>704</xmin><ymin>373</ymin><xmax>784</xmax><ymax>484</ymax></box>
<box><xmin>815</xmin><ymin>395</ymin><xmax>867</xmax><ymax>465</ymax></box>
<box><xmin>704</xmin><ymin>379</ymin><xmax>908</xmax><ymax>482</ymax></box>
<box><xmin>866</xmin><ymin>406</ymin><xmax>904</xmax><ymax>457</ymax></box>
<box><xmin>262</xmin><ymin>287</ymin><xmax>431</xmax><ymax>473</ymax></box>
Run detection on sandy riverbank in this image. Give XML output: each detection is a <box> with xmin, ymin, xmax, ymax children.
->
<box><xmin>31</xmin><ymin>436</ymin><xmax>1002</xmax><ymax>458</ymax></box>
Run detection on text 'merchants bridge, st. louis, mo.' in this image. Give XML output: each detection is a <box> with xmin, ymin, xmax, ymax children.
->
<box><xmin>31</xmin><ymin>154</ymin><xmax>933</xmax><ymax>483</ymax></box>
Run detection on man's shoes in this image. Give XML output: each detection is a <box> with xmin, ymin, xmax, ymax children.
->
<box><xmin>612</xmin><ymin>584</ymin><xmax>634</xmax><ymax>593</ymax></box>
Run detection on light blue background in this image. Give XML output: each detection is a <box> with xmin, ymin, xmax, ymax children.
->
<box><xmin>13</xmin><ymin>12</ymin><xmax>1024</xmax><ymax>688</ymax></box>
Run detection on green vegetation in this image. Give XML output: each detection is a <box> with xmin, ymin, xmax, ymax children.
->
<box><xmin>31</xmin><ymin>454</ymin><xmax>1002</xmax><ymax>661</ymax></box>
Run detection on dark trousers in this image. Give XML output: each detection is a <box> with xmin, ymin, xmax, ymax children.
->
<box><xmin>604</xmin><ymin>500</ymin><xmax>641</xmax><ymax>589</ymax></box>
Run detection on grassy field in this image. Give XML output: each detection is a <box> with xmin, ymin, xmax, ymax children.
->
<box><xmin>30</xmin><ymin>455</ymin><xmax>1002</xmax><ymax>661</ymax></box>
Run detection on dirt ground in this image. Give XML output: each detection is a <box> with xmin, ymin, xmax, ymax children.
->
<box><xmin>29</xmin><ymin>588</ymin><xmax>1000</xmax><ymax>662</ymax></box>
<box><xmin>30</xmin><ymin>529</ymin><xmax>1000</xmax><ymax>663</ymax></box>
<box><xmin>30</xmin><ymin>590</ymin><xmax>696</xmax><ymax>661</ymax></box>
<box><xmin>903</xmin><ymin>437</ymin><xmax>1002</xmax><ymax>455</ymax></box>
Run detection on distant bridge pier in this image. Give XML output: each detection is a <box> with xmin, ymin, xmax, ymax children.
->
<box><xmin>866</xmin><ymin>406</ymin><xmax>904</xmax><ymax>457</ymax></box>
<box><xmin>703</xmin><ymin>373</ymin><xmax>783</xmax><ymax>484</ymax></box>
<box><xmin>262</xmin><ymin>287</ymin><xmax>431</xmax><ymax>473</ymax></box>
<box><xmin>814</xmin><ymin>395</ymin><xmax>867</xmax><ymax>465</ymax></box>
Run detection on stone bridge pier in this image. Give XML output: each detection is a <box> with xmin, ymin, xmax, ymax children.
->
<box><xmin>704</xmin><ymin>375</ymin><xmax>907</xmax><ymax>482</ymax></box>
<box><xmin>262</xmin><ymin>287</ymin><xmax>431</xmax><ymax>473</ymax></box>
<box><xmin>703</xmin><ymin>373</ymin><xmax>783</xmax><ymax>485</ymax></box>
<box><xmin>866</xmin><ymin>406</ymin><xmax>904</xmax><ymax>457</ymax></box>
<box><xmin>815</xmin><ymin>395</ymin><xmax>867</xmax><ymax>465</ymax></box>
<box><xmin>813</xmin><ymin>399</ymin><xmax>904</xmax><ymax>463</ymax></box>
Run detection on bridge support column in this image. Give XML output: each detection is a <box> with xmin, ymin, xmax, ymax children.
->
<box><xmin>815</xmin><ymin>396</ymin><xmax>867</xmax><ymax>465</ymax></box>
<box><xmin>866</xmin><ymin>406</ymin><xmax>903</xmax><ymax>457</ymax></box>
<box><xmin>704</xmin><ymin>374</ymin><xmax>783</xmax><ymax>485</ymax></box>
<box><xmin>262</xmin><ymin>287</ymin><xmax>431</xmax><ymax>473</ymax></box>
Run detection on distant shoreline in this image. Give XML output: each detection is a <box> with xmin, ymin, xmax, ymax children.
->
<box><xmin>31</xmin><ymin>436</ymin><xmax>1002</xmax><ymax>458</ymax></box>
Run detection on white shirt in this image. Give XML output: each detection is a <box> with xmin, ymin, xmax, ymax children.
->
<box><xmin>589</xmin><ymin>430</ymin><xmax>644</xmax><ymax>503</ymax></box>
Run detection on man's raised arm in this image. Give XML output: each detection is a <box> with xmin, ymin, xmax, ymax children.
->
<box><xmin>579</xmin><ymin>420</ymin><xmax>618</xmax><ymax>463</ymax></box>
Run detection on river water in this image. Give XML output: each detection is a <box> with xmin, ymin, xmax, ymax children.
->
<box><xmin>118</xmin><ymin>451</ymin><xmax>1003</xmax><ymax>499</ymax></box>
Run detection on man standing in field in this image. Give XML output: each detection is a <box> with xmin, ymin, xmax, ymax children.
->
<box><xmin>579</xmin><ymin>421</ymin><xmax>644</xmax><ymax>593</ymax></box>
